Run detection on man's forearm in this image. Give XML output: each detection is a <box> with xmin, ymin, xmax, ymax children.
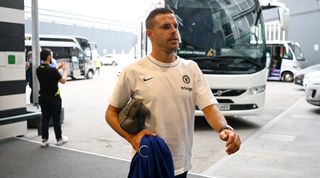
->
<box><xmin>105</xmin><ymin>105</ymin><xmax>133</xmax><ymax>143</ymax></box>
<box><xmin>59</xmin><ymin>70</ymin><xmax>67</xmax><ymax>84</ymax></box>
<box><xmin>202</xmin><ymin>104</ymin><xmax>228</xmax><ymax>133</ymax></box>
<box><xmin>62</xmin><ymin>70</ymin><xmax>67</xmax><ymax>80</ymax></box>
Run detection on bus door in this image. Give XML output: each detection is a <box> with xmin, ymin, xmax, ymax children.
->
<box><xmin>69</xmin><ymin>47</ymin><xmax>81</xmax><ymax>78</ymax></box>
<box><xmin>71</xmin><ymin>47</ymin><xmax>93</xmax><ymax>77</ymax></box>
<box><xmin>267</xmin><ymin>44</ymin><xmax>284</xmax><ymax>80</ymax></box>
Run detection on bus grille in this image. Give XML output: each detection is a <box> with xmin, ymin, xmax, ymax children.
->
<box><xmin>211</xmin><ymin>89</ymin><xmax>246</xmax><ymax>96</ymax></box>
<box><xmin>217</xmin><ymin>99</ymin><xmax>234</xmax><ymax>103</ymax></box>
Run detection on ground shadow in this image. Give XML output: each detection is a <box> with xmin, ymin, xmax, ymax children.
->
<box><xmin>295</xmin><ymin>88</ymin><xmax>304</xmax><ymax>92</ymax></box>
<box><xmin>226</xmin><ymin>116</ymin><xmax>260</xmax><ymax>130</ymax></box>
<box><xmin>310</xmin><ymin>107</ymin><xmax>320</xmax><ymax>115</ymax></box>
<box><xmin>67</xmin><ymin>77</ymin><xmax>87</xmax><ymax>82</ymax></box>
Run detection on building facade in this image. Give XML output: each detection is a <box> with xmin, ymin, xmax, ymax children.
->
<box><xmin>264</xmin><ymin>0</ymin><xmax>320</xmax><ymax>66</ymax></box>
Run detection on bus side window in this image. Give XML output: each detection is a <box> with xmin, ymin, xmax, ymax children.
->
<box><xmin>48</xmin><ymin>47</ymin><xmax>70</xmax><ymax>63</ymax></box>
<box><xmin>62</xmin><ymin>47</ymin><xmax>71</xmax><ymax>63</ymax></box>
<box><xmin>51</xmin><ymin>47</ymin><xmax>60</xmax><ymax>59</ymax></box>
<box><xmin>282</xmin><ymin>46</ymin><xmax>293</xmax><ymax>59</ymax></box>
<box><xmin>71</xmin><ymin>47</ymin><xmax>81</xmax><ymax>61</ymax></box>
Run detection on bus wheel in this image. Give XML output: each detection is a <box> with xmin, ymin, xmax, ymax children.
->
<box><xmin>282</xmin><ymin>72</ymin><xmax>293</xmax><ymax>82</ymax></box>
<box><xmin>86</xmin><ymin>70</ymin><xmax>94</xmax><ymax>79</ymax></box>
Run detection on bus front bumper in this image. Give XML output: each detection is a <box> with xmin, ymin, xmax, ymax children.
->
<box><xmin>195</xmin><ymin>103</ymin><xmax>262</xmax><ymax>117</ymax></box>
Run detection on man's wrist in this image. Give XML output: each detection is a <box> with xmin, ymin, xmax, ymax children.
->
<box><xmin>219</xmin><ymin>124</ymin><xmax>234</xmax><ymax>133</ymax></box>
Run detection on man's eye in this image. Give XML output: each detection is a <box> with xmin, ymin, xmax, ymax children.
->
<box><xmin>162</xmin><ymin>24</ymin><xmax>171</xmax><ymax>29</ymax></box>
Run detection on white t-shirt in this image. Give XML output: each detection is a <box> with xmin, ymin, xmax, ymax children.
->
<box><xmin>109</xmin><ymin>55</ymin><xmax>217</xmax><ymax>175</ymax></box>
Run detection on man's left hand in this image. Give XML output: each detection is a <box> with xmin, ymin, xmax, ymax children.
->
<box><xmin>219</xmin><ymin>129</ymin><xmax>241</xmax><ymax>155</ymax></box>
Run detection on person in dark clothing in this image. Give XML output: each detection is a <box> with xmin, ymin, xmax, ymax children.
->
<box><xmin>36</xmin><ymin>48</ymin><xmax>68</xmax><ymax>147</ymax></box>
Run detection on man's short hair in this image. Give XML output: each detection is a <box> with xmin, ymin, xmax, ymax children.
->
<box><xmin>145</xmin><ymin>8</ymin><xmax>174</xmax><ymax>29</ymax></box>
<box><xmin>40</xmin><ymin>48</ymin><xmax>52</xmax><ymax>61</ymax></box>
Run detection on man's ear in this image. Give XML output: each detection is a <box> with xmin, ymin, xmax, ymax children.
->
<box><xmin>146</xmin><ymin>30</ymin><xmax>154</xmax><ymax>41</ymax></box>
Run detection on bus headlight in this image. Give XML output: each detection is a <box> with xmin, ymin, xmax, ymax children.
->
<box><xmin>248</xmin><ymin>85</ymin><xmax>266</xmax><ymax>95</ymax></box>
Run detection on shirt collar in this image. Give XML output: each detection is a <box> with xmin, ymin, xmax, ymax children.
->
<box><xmin>147</xmin><ymin>54</ymin><xmax>180</xmax><ymax>68</ymax></box>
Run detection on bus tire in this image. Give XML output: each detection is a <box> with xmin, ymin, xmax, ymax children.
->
<box><xmin>282</xmin><ymin>72</ymin><xmax>293</xmax><ymax>82</ymax></box>
<box><xmin>86</xmin><ymin>70</ymin><xmax>94</xmax><ymax>79</ymax></box>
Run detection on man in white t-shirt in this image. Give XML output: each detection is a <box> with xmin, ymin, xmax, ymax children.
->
<box><xmin>105</xmin><ymin>8</ymin><xmax>241</xmax><ymax>178</ymax></box>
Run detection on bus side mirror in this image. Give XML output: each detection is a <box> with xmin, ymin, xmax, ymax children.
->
<box><xmin>278</xmin><ymin>7</ymin><xmax>290</xmax><ymax>30</ymax></box>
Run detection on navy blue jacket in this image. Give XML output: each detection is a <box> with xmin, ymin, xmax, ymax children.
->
<box><xmin>128</xmin><ymin>135</ymin><xmax>175</xmax><ymax>178</ymax></box>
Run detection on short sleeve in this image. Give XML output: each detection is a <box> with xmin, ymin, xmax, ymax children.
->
<box><xmin>193</xmin><ymin>62</ymin><xmax>218</xmax><ymax>110</ymax></box>
<box><xmin>52</xmin><ymin>68</ymin><xmax>62</xmax><ymax>82</ymax></box>
<box><xmin>108</xmin><ymin>67</ymin><xmax>132</xmax><ymax>109</ymax></box>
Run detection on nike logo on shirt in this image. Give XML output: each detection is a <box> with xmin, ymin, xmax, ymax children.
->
<box><xmin>143</xmin><ymin>77</ymin><xmax>153</xmax><ymax>81</ymax></box>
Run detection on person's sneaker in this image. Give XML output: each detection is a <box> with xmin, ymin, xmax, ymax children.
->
<box><xmin>56</xmin><ymin>136</ymin><xmax>68</xmax><ymax>146</ymax></box>
<box><xmin>40</xmin><ymin>139</ymin><xmax>49</xmax><ymax>147</ymax></box>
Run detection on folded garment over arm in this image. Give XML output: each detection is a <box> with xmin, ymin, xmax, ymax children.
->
<box><xmin>128</xmin><ymin>135</ymin><xmax>175</xmax><ymax>178</ymax></box>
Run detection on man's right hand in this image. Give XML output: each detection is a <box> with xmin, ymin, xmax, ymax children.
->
<box><xmin>129</xmin><ymin>130</ymin><xmax>156</xmax><ymax>151</ymax></box>
<box><xmin>62</xmin><ymin>62</ymin><xmax>67</xmax><ymax>71</ymax></box>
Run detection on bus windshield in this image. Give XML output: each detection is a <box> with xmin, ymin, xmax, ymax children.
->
<box><xmin>75</xmin><ymin>37</ymin><xmax>93</xmax><ymax>60</ymax></box>
<box><xmin>288</xmin><ymin>43</ymin><xmax>305</xmax><ymax>61</ymax></box>
<box><xmin>166</xmin><ymin>0</ymin><xmax>266</xmax><ymax>74</ymax></box>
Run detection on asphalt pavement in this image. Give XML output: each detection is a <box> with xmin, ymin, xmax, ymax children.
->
<box><xmin>21</xmin><ymin>86</ymin><xmax>320</xmax><ymax>178</ymax></box>
<box><xmin>15</xmin><ymin>94</ymin><xmax>320</xmax><ymax>178</ymax></box>
<box><xmin>201</xmin><ymin>97</ymin><xmax>320</xmax><ymax>178</ymax></box>
<box><xmin>20</xmin><ymin>68</ymin><xmax>320</xmax><ymax>177</ymax></box>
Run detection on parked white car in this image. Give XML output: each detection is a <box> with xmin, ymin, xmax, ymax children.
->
<box><xmin>100</xmin><ymin>54</ymin><xmax>119</xmax><ymax>66</ymax></box>
<box><xmin>303</xmin><ymin>70</ymin><xmax>320</xmax><ymax>88</ymax></box>
<box><xmin>305</xmin><ymin>77</ymin><xmax>320</xmax><ymax>106</ymax></box>
<box><xmin>294</xmin><ymin>63</ymin><xmax>320</xmax><ymax>86</ymax></box>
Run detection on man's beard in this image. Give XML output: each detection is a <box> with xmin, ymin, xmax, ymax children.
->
<box><xmin>166</xmin><ymin>45</ymin><xmax>179</xmax><ymax>54</ymax></box>
<box><xmin>168</xmin><ymin>48</ymin><xmax>178</xmax><ymax>53</ymax></box>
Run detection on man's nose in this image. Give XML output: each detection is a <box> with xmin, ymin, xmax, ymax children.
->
<box><xmin>170</xmin><ymin>26</ymin><xmax>178</xmax><ymax>34</ymax></box>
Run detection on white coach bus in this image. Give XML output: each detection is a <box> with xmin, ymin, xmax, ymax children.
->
<box><xmin>140</xmin><ymin>0</ymin><xmax>288</xmax><ymax>116</ymax></box>
<box><xmin>25</xmin><ymin>35</ymin><xmax>95</xmax><ymax>79</ymax></box>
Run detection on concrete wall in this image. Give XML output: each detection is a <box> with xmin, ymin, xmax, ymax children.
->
<box><xmin>263</xmin><ymin>0</ymin><xmax>320</xmax><ymax>66</ymax></box>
